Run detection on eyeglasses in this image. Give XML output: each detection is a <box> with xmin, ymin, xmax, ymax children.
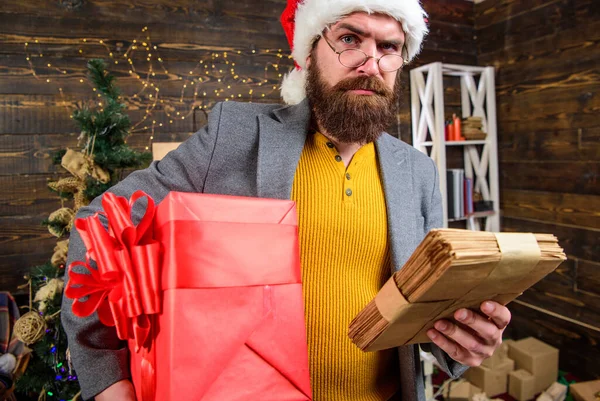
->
<box><xmin>320</xmin><ymin>34</ymin><xmax>406</xmax><ymax>72</ymax></box>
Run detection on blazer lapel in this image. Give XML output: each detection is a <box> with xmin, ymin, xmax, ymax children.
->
<box><xmin>257</xmin><ymin>99</ymin><xmax>311</xmax><ymax>200</ymax></box>
<box><xmin>376</xmin><ymin>134</ymin><xmax>417</xmax><ymax>273</ymax></box>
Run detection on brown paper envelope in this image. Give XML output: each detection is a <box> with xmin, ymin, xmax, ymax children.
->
<box><xmin>416</xmin><ymin>260</ymin><xmax>497</xmax><ymax>302</ymax></box>
<box><xmin>509</xmin><ymin>259</ymin><xmax>565</xmax><ymax>292</ymax></box>
<box><xmin>493</xmin><ymin>292</ymin><xmax>522</xmax><ymax>306</ymax></box>
<box><xmin>405</xmin><ymin>296</ymin><xmax>499</xmax><ymax>345</ymax></box>
<box><xmin>463</xmin><ymin>233</ymin><xmax>540</xmax><ymax>300</ymax></box>
<box><xmin>364</xmin><ymin>280</ymin><xmax>453</xmax><ymax>351</ymax></box>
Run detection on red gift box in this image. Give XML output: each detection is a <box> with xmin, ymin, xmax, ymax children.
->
<box><xmin>66</xmin><ymin>191</ymin><xmax>312</xmax><ymax>401</ymax></box>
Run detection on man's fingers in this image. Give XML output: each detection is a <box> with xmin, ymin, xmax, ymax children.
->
<box><xmin>480</xmin><ymin>301</ymin><xmax>511</xmax><ymax>330</ymax></box>
<box><xmin>433</xmin><ymin>319</ymin><xmax>494</xmax><ymax>359</ymax></box>
<box><xmin>426</xmin><ymin>326</ymin><xmax>467</xmax><ymax>363</ymax></box>
<box><xmin>454</xmin><ymin>308</ymin><xmax>501</xmax><ymax>343</ymax></box>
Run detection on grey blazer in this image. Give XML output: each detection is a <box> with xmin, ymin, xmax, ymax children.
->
<box><xmin>61</xmin><ymin>99</ymin><xmax>467</xmax><ymax>400</ymax></box>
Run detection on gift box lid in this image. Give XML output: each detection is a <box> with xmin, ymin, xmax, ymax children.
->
<box><xmin>155</xmin><ymin>192</ymin><xmax>297</xmax><ymax>229</ymax></box>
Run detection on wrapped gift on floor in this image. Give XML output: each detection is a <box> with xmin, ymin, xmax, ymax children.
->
<box><xmin>66</xmin><ymin>191</ymin><xmax>312</xmax><ymax>401</ymax></box>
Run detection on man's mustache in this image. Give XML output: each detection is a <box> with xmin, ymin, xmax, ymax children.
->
<box><xmin>332</xmin><ymin>76</ymin><xmax>392</xmax><ymax>97</ymax></box>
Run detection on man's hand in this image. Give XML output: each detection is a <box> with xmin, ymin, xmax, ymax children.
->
<box><xmin>426</xmin><ymin>301</ymin><xmax>511</xmax><ymax>366</ymax></box>
<box><xmin>95</xmin><ymin>379</ymin><xmax>136</xmax><ymax>401</ymax></box>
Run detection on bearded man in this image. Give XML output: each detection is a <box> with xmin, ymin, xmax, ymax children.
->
<box><xmin>62</xmin><ymin>0</ymin><xmax>512</xmax><ymax>400</ymax></box>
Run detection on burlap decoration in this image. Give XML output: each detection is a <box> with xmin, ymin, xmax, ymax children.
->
<box><xmin>61</xmin><ymin>149</ymin><xmax>88</xmax><ymax>180</ymax></box>
<box><xmin>48</xmin><ymin>176</ymin><xmax>82</xmax><ymax>194</ymax></box>
<box><xmin>14</xmin><ymin>311</ymin><xmax>46</xmax><ymax>345</ymax></box>
<box><xmin>61</xmin><ymin>148</ymin><xmax>110</xmax><ymax>183</ymax></box>
<box><xmin>90</xmin><ymin>163</ymin><xmax>110</xmax><ymax>183</ymax></box>
<box><xmin>47</xmin><ymin>208</ymin><xmax>75</xmax><ymax>237</ymax></box>
<box><xmin>51</xmin><ymin>239</ymin><xmax>69</xmax><ymax>267</ymax></box>
<box><xmin>73</xmin><ymin>190</ymin><xmax>87</xmax><ymax>212</ymax></box>
<box><xmin>34</xmin><ymin>278</ymin><xmax>65</xmax><ymax>314</ymax></box>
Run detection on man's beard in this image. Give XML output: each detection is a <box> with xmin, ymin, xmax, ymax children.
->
<box><xmin>305</xmin><ymin>60</ymin><xmax>399</xmax><ymax>144</ymax></box>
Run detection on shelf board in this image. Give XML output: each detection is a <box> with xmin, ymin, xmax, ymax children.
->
<box><xmin>419</xmin><ymin>140</ymin><xmax>488</xmax><ymax>147</ymax></box>
<box><xmin>448</xmin><ymin>210</ymin><xmax>496</xmax><ymax>222</ymax></box>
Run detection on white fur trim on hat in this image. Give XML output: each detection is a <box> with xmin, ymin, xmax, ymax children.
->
<box><xmin>281</xmin><ymin>0</ymin><xmax>428</xmax><ymax>104</ymax></box>
<box><xmin>281</xmin><ymin>68</ymin><xmax>308</xmax><ymax>105</ymax></box>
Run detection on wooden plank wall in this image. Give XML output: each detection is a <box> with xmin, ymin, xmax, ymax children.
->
<box><xmin>0</xmin><ymin>1</ymin><xmax>475</xmax><ymax>290</ymax></box>
<box><xmin>475</xmin><ymin>0</ymin><xmax>600</xmax><ymax>379</ymax></box>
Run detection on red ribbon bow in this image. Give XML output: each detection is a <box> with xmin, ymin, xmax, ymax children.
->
<box><xmin>65</xmin><ymin>190</ymin><xmax>161</xmax><ymax>352</ymax></box>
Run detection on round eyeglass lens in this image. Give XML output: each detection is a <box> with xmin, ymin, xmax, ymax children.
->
<box><xmin>339</xmin><ymin>50</ymin><xmax>404</xmax><ymax>71</ymax></box>
<box><xmin>339</xmin><ymin>49</ymin><xmax>366</xmax><ymax>68</ymax></box>
<box><xmin>379</xmin><ymin>54</ymin><xmax>404</xmax><ymax>71</ymax></box>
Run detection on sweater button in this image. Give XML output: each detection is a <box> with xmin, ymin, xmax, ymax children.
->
<box><xmin>335</xmin><ymin>155</ymin><xmax>342</xmax><ymax>162</ymax></box>
<box><xmin>346</xmin><ymin>173</ymin><xmax>351</xmax><ymax>180</ymax></box>
<box><xmin>326</xmin><ymin>142</ymin><xmax>335</xmax><ymax>148</ymax></box>
<box><xmin>345</xmin><ymin>188</ymin><xmax>353</xmax><ymax>196</ymax></box>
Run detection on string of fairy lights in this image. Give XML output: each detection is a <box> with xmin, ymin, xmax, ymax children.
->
<box><xmin>23</xmin><ymin>26</ymin><xmax>294</xmax><ymax>150</ymax></box>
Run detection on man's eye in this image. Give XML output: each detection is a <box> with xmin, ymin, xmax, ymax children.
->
<box><xmin>340</xmin><ymin>36</ymin><xmax>356</xmax><ymax>45</ymax></box>
<box><xmin>381</xmin><ymin>43</ymin><xmax>399</xmax><ymax>52</ymax></box>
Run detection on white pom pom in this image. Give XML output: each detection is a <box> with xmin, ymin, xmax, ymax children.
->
<box><xmin>280</xmin><ymin>68</ymin><xmax>307</xmax><ymax>105</ymax></box>
<box><xmin>0</xmin><ymin>353</ymin><xmax>16</xmax><ymax>374</ymax></box>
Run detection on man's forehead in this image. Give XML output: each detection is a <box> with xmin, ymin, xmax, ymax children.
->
<box><xmin>329</xmin><ymin>11</ymin><xmax>405</xmax><ymax>38</ymax></box>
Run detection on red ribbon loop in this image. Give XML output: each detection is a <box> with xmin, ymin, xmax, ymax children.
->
<box><xmin>65</xmin><ymin>190</ymin><xmax>161</xmax><ymax>352</ymax></box>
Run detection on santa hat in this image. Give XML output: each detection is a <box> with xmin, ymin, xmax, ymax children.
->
<box><xmin>280</xmin><ymin>0</ymin><xmax>428</xmax><ymax>104</ymax></box>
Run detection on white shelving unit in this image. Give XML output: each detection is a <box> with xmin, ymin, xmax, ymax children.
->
<box><xmin>410</xmin><ymin>62</ymin><xmax>500</xmax><ymax>232</ymax></box>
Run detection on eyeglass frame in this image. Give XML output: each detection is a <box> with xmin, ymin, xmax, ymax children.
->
<box><xmin>318</xmin><ymin>33</ymin><xmax>407</xmax><ymax>72</ymax></box>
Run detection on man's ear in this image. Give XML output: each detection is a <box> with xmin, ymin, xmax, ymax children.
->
<box><xmin>306</xmin><ymin>54</ymin><xmax>312</xmax><ymax>69</ymax></box>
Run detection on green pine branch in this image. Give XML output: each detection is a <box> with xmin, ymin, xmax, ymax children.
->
<box><xmin>71</xmin><ymin>58</ymin><xmax>151</xmax><ymax>180</ymax></box>
<box><xmin>87</xmin><ymin>59</ymin><xmax>120</xmax><ymax>101</ymax></box>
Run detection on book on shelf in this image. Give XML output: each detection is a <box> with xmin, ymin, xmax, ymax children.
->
<box><xmin>447</xmin><ymin>169</ymin><xmax>465</xmax><ymax>219</ymax></box>
<box><xmin>464</xmin><ymin>177</ymin><xmax>473</xmax><ymax>215</ymax></box>
<box><xmin>348</xmin><ymin>229</ymin><xmax>566</xmax><ymax>352</ymax></box>
<box><xmin>447</xmin><ymin>171</ymin><xmax>479</xmax><ymax>219</ymax></box>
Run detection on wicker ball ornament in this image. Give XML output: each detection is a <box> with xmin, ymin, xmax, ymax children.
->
<box><xmin>14</xmin><ymin>310</ymin><xmax>47</xmax><ymax>345</ymax></box>
<box><xmin>47</xmin><ymin>207</ymin><xmax>75</xmax><ymax>237</ymax></box>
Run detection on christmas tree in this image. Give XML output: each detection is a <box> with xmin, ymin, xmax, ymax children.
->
<box><xmin>14</xmin><ymin>59</ymin><xmax>152</xmax><ymax>401</ymax></box>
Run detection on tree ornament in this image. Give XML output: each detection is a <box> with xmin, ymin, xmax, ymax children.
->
<box><xmin>89</xmin><ymin>161</ymin><xmax>110</xmax><ymax>184</ymax></box>
<box><xmin>14</xmin><ymin>279</ymin><xmax>46</xmax><ymax>345</ymax></box>
<box><xmin>61</xmin><ymin>149</ymin><xmax>89</xmax><ymax>180</ymax></box>
<box><xmin>47</xmin><ymin>208</ymin><xmax>75</xmax><ymax>237</ymax></box>
<box><xmin>48</xmin><ymin>177</ymin><xmax>81</xmax><ymax>194</ymax></box>
<box><xmin>51</xmin><ymin>239</ymin><xmax>69</xmax><ymax>267</ymax></box>
<box><xmin>74</xmin><ymin>190</ymin><xmax>87</xmax><ymax>212</ymax></box>
<box><xmin>14</xmin><ymin>311</ymin><xmax>46</xmax><ymax>345</ymax></box>
<box><xmin>34</xmin><ymin>278</ymin><xmax>65</xmax><ymax>305</ymax></box>
<box><xmin>60</xmin><ymin>148</ymin><xmax>111</xmax><ymax>184</ymax></box>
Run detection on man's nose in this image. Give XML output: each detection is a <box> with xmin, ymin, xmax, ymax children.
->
<box><xmin>357</xmin><ymin>56</ymin><xmax>381</xmax><ymax>76</ymax></box>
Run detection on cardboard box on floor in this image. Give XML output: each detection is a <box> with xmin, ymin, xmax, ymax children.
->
<box><xmin>463</xmin><ymin>358</ymin><xmax>515</xmax><ymax>397</ymax></box>
<box><xmin>508</xmin><ymin>337</ymin><xmax>559</xmax><ymax>394</ymax></box>
<box><xmin>446</xmin><ymin>380</ymin><xmax>482</xmax><ymax>401</ymax></box>
<box><xmin>482</xmin><ymin>341</ymin><xmax>511</xmax><ymax>369</ymax></box>
<box><xmin>569</xmin><ymin>380</ymin><xmax>600</xmax><ymax>401</ymax></box>
<box><xmin>509</xmin><ymin>369</ymin><xmax>536</xmax><ymax>401</ymax></box>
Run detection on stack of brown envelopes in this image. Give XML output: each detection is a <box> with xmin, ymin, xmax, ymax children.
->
<box><xmin>349</xmin><ymin>229</ymin><xmax>566</xmax><ymax>352</ymax></box>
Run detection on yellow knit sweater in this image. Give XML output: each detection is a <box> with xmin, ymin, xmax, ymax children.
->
<box><xmin>291</xmin><ymin>132</ymin><xmax>399</xmax><ymax>401</ymax></box>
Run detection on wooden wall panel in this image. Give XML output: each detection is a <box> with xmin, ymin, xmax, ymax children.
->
<box><xmin>500</xmin><ymin>189</ymin><xmax>600</xmax><ymax>228</ymax></box>
<box><xmin>477</xmin><ymin>0</ymin><xmax>600</xmax><ymax>380</ymax></box>
<box><xmin>0</xmin><ymin>0</ymin><xmax>475</xmax><ymax>293</ymax></box>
